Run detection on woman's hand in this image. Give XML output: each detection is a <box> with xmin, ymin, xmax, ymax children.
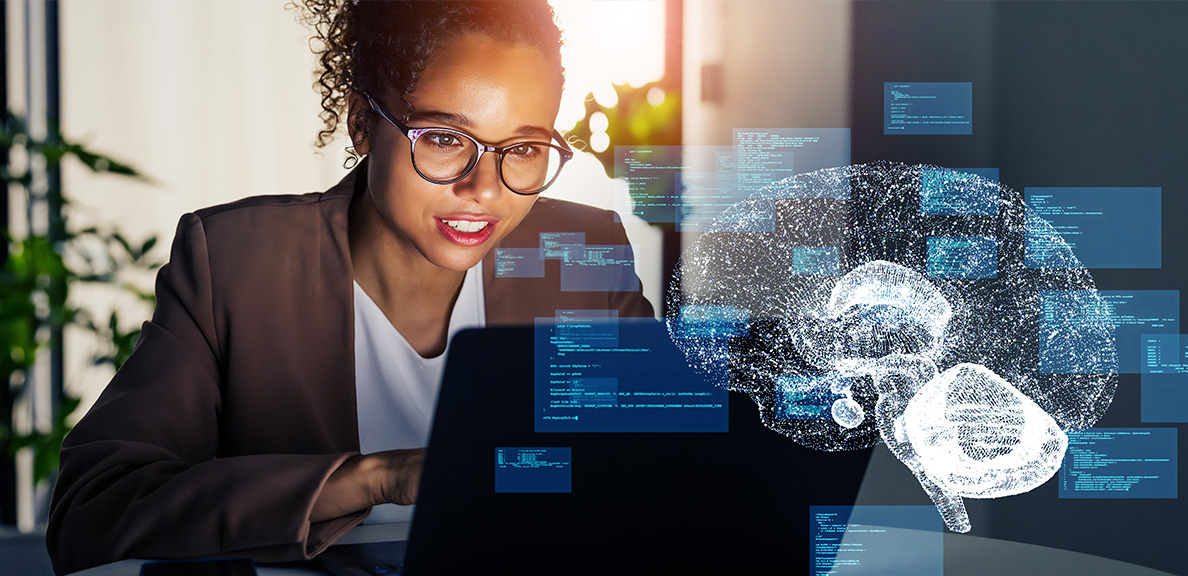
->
<box><xmin>374</xmin><ymin>447</ymin><xmax>425</xmax><ymax>506</ymax></box>
<box><xmin>311</xmin><ymin>448</ymin><xmax>425</xmax><ymax>523</ymax></box>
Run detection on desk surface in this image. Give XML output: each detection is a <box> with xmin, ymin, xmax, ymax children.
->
<box><xmin>67</xmin><ymin>523</ymin><xmax>411</xmax><ymax>576</ymax></box>
<box><xmin>67</xmin><ymin>526</ymin><xmax>1177</xmax><ymax>576</ymax></box>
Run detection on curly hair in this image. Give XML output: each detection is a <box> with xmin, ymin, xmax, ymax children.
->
<box><xmin>288</xmin><ymin>0</ymin><xmax>565</xmax><ymax>149</ymax></box>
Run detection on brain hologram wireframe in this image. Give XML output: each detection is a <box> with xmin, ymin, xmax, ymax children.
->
<box><xmin>666</xmin><ymin>163</ymin><xmax>1117</xmax><ymax>532</ymax></box>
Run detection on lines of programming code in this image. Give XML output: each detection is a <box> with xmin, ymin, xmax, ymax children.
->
<box><xmin>1025</xmin><ymin>187</ymin><xmax>1161</xmax><ymax>269</ymax></box>
<box><xmin>1139</xmin><ymin>333</ymin><xmax>1188</xmax><ymax>374</ymax></box>
<box><xmin>494</xmin><ymin>447</ymin><xmax>572</xmax><ymax>493</ymax></box>
<box><xmin>810</xmin><ymin>506</ymin><xmax>942</xmax><ymax>576</ymax></box>
<box><xmin>926</xmin><ymin>236</ymin><xmax>997</xmax><ymax>278</ymax></box>
<box><xmin>883</xmin><ymin>82</ymin><xmax>973</xmax><ymax>135</ymax></box>
<box><xmin>677</xmin><ymin>148</ymin><xmax>739</xmax><ymax>232</ymax></box>
<box><xmin>560</xmin><ymin>244</ymin><xmax>637</xmax><ymax>292</ymax></box>
<box><xmin>918</xmin><ymin>167</ymin><xmax>999</xmax><ymax>215</ymax></box>
<box><xmin>673</xmin><ymin>305</ymin><xmax>749</xmax><ymax>339</ymax></box>
<box><xmin>539</xmin><ymin>232</ymin><xmax>585</xmax><ymax>261</ymax></box>
<box><xmin>776</xmin><ymin>375</ymin><xmax>838</xmax><ymax>421</ymax></box>
<box><xmin>495</xmin><ymin>247</ymin><xmax>545</xmax><ymax>278</ymax></box>
<box><xmin>614</xmin><ymin>146</ymin><xmax>683</xmax><ymax>224</ymax></box>
<box><xmin>1139</xmin><ymin>334</ymin><xmax>1188</xmax><ymax>422</ymax></box>
<box><xmin>614</xmin><ymin>145</ymin><xmax>735</xmax><ymax>227</ymax></box>
<box><xmin>534</xmin><ymin>313</ymin><xmax>728</xmax><ymax>433</ymax></box>
<box><xmin>1039</xmin><ymin>290</ymin><xmax>1178</xmax><ymax>374</ymax></box>
<box><xmin>733</xmin><ymin>128</ymin><xmax>851</xmax><ymax>197</ymax></box>
<box><xmin>1058</xmin><ymin>428</ymin><xmax>1177</xmax><ymax>499</ymax></box>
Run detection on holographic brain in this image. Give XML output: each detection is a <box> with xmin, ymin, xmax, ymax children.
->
<box><xmin>667</xmin><ymin>162</ymin><xmax>1117</xmax><ymax>532</ymax></box>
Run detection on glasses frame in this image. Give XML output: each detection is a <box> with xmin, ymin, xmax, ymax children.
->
<box><xmin>364</xmin><ymin>93</ymin><xmax>574</xmax><ymax>196</ymax></box>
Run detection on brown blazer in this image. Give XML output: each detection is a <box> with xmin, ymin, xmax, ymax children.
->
<box><xmin>46</xmin><ymin>158</ymin><xmax>654</xmax><ymax>574</ymax></box>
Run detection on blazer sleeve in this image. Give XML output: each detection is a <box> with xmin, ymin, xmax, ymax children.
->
<box><xmin>47</xmin><ymin>213</ymin><xmax>365</xmax><ymax>575</ymax></box>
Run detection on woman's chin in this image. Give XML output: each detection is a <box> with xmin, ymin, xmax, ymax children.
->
<box><xmin>428</xmin><ymin>250</ymin><xmax>488</xmax><ymax>273</ymax></box>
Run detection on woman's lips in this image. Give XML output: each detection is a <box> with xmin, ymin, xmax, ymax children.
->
<box><xmin>436</xmin><ymin>217</ymin><xmax>497</xmax><ymax>246</ymax></box>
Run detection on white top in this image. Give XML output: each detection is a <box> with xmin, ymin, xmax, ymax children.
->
<box><xmin>353</xmin><ymin>262</ymin><xmax>485</xmax><ymax>524</ymax></box>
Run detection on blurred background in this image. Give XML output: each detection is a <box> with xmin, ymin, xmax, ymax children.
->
<box><xmin>4</xmin><ymin>0</ymin><xmax>1187</xmax><ymax>574</ymax></box>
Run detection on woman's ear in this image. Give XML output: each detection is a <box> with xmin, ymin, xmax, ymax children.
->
<box><xmin>346</xmin><ymin>91</ymin><xmax>372</xmax><ymax>156</ymax></box>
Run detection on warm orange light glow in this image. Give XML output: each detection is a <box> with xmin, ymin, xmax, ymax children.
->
<box><xmin>550</xmin><ymin>0</ymin><xmax>665</xmax><ymax>129</ymax></box>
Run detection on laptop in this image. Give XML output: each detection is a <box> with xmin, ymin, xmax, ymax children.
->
<box><xmin>316</xmin><ymin>318</ymin><xmax>873</xmax><ymax>575</ymax></box>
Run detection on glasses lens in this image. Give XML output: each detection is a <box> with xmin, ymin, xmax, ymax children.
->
<box><xmin>501</xmin><ymin>143</ymin><xmax>565</xmax><ymax>194</ymax></box>
<box><xmin>411</xmin><ymin>130</ymin><xmax>479</xmax><ymax>181</ymax></box>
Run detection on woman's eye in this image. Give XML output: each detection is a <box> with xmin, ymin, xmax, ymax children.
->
<box><xmin>508</xmin><ymin>143</ymin><xmax>541</xmax><ymax>159</ymax></box>
<box><xmin>429</xmin><ymin>132</ymin><xmax>459</xmax><ymax>147</ymax></box>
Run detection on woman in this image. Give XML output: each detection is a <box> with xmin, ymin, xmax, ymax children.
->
<box><xmin>47</xmin><ymin>1</ymin><xmax>652</xmax><ymax>573</ymax></box>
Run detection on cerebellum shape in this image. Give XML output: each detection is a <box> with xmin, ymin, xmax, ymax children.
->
<box><xmin>903</xmin><ymin>363</ymin><xmax>1068</xmax><ymax>498</ymax></box>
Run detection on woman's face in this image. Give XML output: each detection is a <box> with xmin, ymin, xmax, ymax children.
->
<box><xmin>351</xmin><ymin>33</ymin><xmax>562</xmax><ymax>272</ymax></box>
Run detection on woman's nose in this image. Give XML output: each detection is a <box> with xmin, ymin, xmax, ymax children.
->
<box><xmin>454</xmin><ymin>151</ymin><xmax>503</xmax><ymax>202</ymax></box>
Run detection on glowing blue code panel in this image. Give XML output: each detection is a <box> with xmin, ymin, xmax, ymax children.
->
<box><xmin>1039</xmin><ymin>290</ymin><xmax>1178</xmax><ymax>374</ymax></box>
<box><xmin>1025</xmin><ymin>187</ymin><xmax>1161</xmax><ymax>269</ymax></box>
<box><xmin>1058</xmin><ymin>428</ymin><xmax>1177</xmax><ymax>499</ymax></box>
<box><xmin>776</xmin><ymin>375</ymin><xmax>840</xmax><ymax>421</ymax></box>
<box><xmin>733</xmin><ymin>128</ymin><xmax>851</xmax><ymax>197</ymax></box>
<box><xmin>534</xmin><ymin>314</ymin><xmax>728</xmax><ymax>432</ymax></box>
<box><xmin>494</xmin><ymin>447</ymin><xmax>572</xmax><ymax>493</ymax></box>
<box><xmin>614</xmin><ymin>145</ymin><xmax>733</xmax><ymax>226</ymax></box>
<box><xmin>539</xmin><ymin>232</ymin><xmax>585</xmax><ymax>261</ymax></box>
<box><xmin>560</xmin><ymin>244</ymin><xmax>638</xmax><ymax>292</ymax></box>
<box><xmin>918</xmin><ymin>167</ymin><xmax>999</xmax><ymax>215</ymax></box>
<box><xmin>1141</xmin><ymin>374</ymin><xmax>1188</xmax><ymax>423</ymax></box>
<box><xmin>810</xmin><ymin>506</ymin><xmax>943</xmax><ymax>576</ymax></box>
<box><xmin>494</xmin><ymin>247</ymin><xmax>546</xmax><ymax>278</ymax></box>
<box><xmin>672</xmin><ymin>305</ymin><xmax>749</xmax><ymax>340</ymax></box>
<box><xmin>676</xmin><ymin>147</ymin><xmax>739</xmax><ymax>232</ymax></box>
<box><xmin>883</xmin><ymin>82</ymin><xmax>973</xmax><ymax>135</ymax></box>
<box><xmin>794</xmin><ymin>247</ymin><xmax>841</xmax><ymax>276</ymax></box>
<box><xmin>614</xmin><ymin>146</ymin><xmax>682</xmax><ymax>224</ymax></box>
<box><xmin>1139</xmin><ymin>333</ymin><xmax>1188</xmax><ymax>374</ymax></box>
<box><xmin>1139</xmin><ymin>334</ymin><xmax>1188</xmax><ymax>422</ymax></box>
<box><xmin>926</xmin><ymin>236</ymin><xmax>997</xmax><ymax>279</ymax></box>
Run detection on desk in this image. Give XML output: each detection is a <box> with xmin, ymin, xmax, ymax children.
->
<box><xmin>67</xmin><ymin>523</ymin><xmax>411</xmax><ymax>576</ymax></box>
<box><xmin>67</xmin><ymin>525</ymin><xmax>1176</xmax><ymax>575</ymax></box>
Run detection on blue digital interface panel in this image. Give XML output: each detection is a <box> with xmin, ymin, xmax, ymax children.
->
<box><xmin>672</xmin><ymin>305</ymin><xmax>749</xmax><ymax>339</ymax></box>
<box><xmin>776</xmin><ymin>375</ymin><xmax>838</xmax><ymax>421</ymax></box>
<box><xmin>926</xmin><ymin>236</ymin><xmax>997</xmax><ymax>279</ymax></box>
<box><xmin>1139</xmin><ymin>333</ymin><xmax>1188</xmax><ymax>374</ymax></box>
<box><xmin>494</xmin><ymin>447</ymin><xmax>572</xmax><ymax>493</ymax></box>
<box><xmin>539</xmin><ymin>232</ymin><xmax>586</xmax><ymax>261</ymax></box>
<box><xmin>494</xmin><ymin>247</ymin><xmax>545</xmax><ymax>278</ymax></box>
<box><xmin>534</xmin><ymin>313</ymin><xmax>728</xmax><ymax>432</ymax></box>
<box><xmin>677</xmin><ymin>148</ymin><xmax>740</xmax><ymax>232</ymax></box>
<box><xmin>1025</xmin><ymin>187</ymin><xmax>1161</xmax><ymax>269</ymax></box>
<box><xmin>614</xmin><ymin>145</ymin><xmax>734</xmax><ymax>226</ymax></box>
<box><xmin>733</xmin><ymin>128</ymin><xmax>851</xmax><ymax>197</ymax></box>
<box><xmin>614</xmin><ymin>145</ymin><xmax>682</xmax><ymax>224</ymax></box>
<box><xmin>810</xmin><ymin>506</ymin><xmax>943</xmax><ymax>576</ymax></box>
<box><xmin>918</xmin><ymin>167</ymin><xmax>999</xmax><ymax>215</ymax></box>
<box><xmin>1059</xmin><ymin>428</ymin><xmax>1177</xmax><ymax>499</ymax></box>
<box><xmin>794</xmin><ymin>247</ymin><xmax>841</xmax><ymax>276</ymax></box>
<box><xmin>559</xmin><ymin>244</ymin><xmax>638</xmax><ymax>292</ymax></box>
<box><xmin>1141</xmin><ymin>374</ymin><xmax>1188</xmax><ymax>423</ymax></box>
<box><xmin>1138</xmin><ymin>334</ymin><xmax>1188</xmax><ymax>422</ymax></box>
<box><xmin>884</xmin><ymin>82</ymin><xmax>973</xmax><ymax>135</ymax></box>
<box><xmin>1039</xmin><ymin>290</ymin><xmax>1178</xmax><ymax>374</ymax></box>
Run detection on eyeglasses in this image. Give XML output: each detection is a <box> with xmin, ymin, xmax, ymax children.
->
<box><xmin>364</xmin><ymin>93</ymin><xmax>573</xmax><ymax>196</ymax></box>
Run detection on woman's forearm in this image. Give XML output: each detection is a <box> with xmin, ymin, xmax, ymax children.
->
<box><xmin>311</xmin><ymin>448</ymin><xmax>424</xmax><ymax>523</ymax></box>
